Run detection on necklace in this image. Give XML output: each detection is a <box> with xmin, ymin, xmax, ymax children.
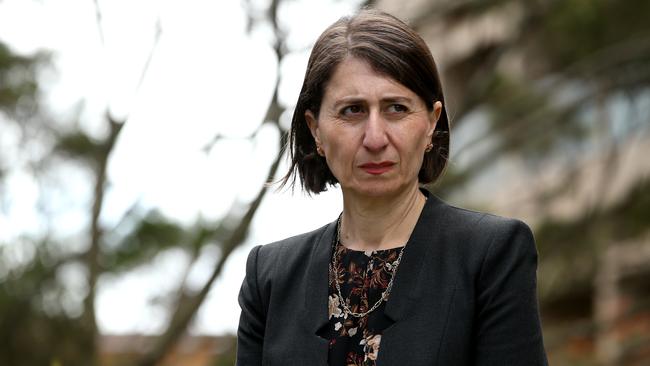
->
<box><xmin>329</xmin><ymin>214</ymin><xmax>407</xmax><ymax>318</ymax></box>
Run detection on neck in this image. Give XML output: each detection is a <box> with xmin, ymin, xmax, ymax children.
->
<box><xmin>340</xmin><ymin>184</ymin><xmax>426</xmax><ymax>251</ymax></box>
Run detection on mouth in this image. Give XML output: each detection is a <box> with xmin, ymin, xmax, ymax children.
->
<box><xmin>358</xmin><ymin>161</ymin><xmax>396</xmax><ymax>175</ymax></box>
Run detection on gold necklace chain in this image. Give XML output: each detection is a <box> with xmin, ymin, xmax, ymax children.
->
<box><xmin>329</xmin><ymin>214</ymin><xmax>406</xmax><ymax>318</ymax></box>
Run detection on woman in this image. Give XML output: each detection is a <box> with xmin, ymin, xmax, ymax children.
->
<box><xmin>237</xmin><ymin>9</ymin><xmax>548</xmax><ymax>366</ymax></box>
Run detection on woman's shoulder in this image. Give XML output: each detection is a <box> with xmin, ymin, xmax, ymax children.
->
<box><xmin>242</xmin><ymin>222</ymin><xmax>334</xmax><ymax>294</ymax></box>
<box><xmin>426</xmin><ymin>194</ymin><xmax>537</xmax><ymax>268</ymax></box>
<box><xmin>430</xmin><ymin>194</ymin><xmax>533</xmax><ymax>238</ymax></box>
<box><xmin>247</xmin><ymin>221</ymin><xmax>333</xmax><ymax>272</ymax></box>
<box><xmin>428</xmin><ymin>196</ymin><xmax>538</xmax><ymax>288</ymax></box>
<box><xmin>258</xmin><ymin>221</ymin><xmax>332</xmax><ymax>255</ymax></box>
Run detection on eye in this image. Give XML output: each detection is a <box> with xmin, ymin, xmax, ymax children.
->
<box><xmin>387</xmin><ymin>104</ymin><xmax>408</xmax><ymax>114</ymax></box>
<box><xmin>340</xmin><ymin>104</ymin><xmax>365</xmax><ymax>117</ymax></box>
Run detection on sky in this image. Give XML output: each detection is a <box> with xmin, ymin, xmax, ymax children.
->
<box><xmin>0</xmin><ymin>0</ymin><xmax>363</xmax><ymax>335</ymax></box>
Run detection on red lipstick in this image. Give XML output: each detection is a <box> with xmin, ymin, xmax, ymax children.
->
<box><xmin>359</xmin><ymin>161</ymin><xmax>395</xmax><ymax>175</ymax></box>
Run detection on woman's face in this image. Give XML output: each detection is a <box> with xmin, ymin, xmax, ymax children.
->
<box><xmin>306</xmin><ymin>57</ymin><xmax>442</xmax><ymax>199</ymax></box>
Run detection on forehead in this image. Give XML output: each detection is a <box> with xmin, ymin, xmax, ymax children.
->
<box><xmin>323</xmin><ymin>57</ymin><xmax>416</xmax><ymax>100</ymax></box>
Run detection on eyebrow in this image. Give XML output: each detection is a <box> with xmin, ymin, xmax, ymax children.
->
<box><xmin>382</xmin><ymin>96</ymin><xmax>413</xmax><ymax>104</ymax></box>
<box><xmin>332</xmin><ymin>97</ymin><xmax>364</xmax><ymax>109</ymax></box>
<box><xmin>332</xmin><ymin>96</ymin><xmax>415</xmax><ymax>109</ymax></box>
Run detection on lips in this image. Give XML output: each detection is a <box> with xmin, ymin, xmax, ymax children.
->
<box><xmin>359</xmin><ymin>161</ymin><xmax>395</xmax><ymax>175</ymax></box>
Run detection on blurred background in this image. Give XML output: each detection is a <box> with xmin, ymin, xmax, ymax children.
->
<box><xmin>1</xmin><ymin>0</ymin><xmax>649</xmax><ymax>365</ymax></box>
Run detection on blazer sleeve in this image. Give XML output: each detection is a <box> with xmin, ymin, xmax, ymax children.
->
<box><xmin>474</xmin><ymin>219</ymin><xmax>548</xmax><ymax>366</ymax></box>
<box><xmin>236</xmin><ymin>245</ymin><xmax>266</xmax><ymax>366</ymax></box>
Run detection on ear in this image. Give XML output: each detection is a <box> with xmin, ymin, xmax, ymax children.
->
<box><xmin>305</xmin><ymin>110</ymin><xmax>321</xmax><ymax>144</ymax></box>
<box><xmin>427</xmin><ymin>101</ymin><xmax>443</xmax><ymax>138</ymax></box>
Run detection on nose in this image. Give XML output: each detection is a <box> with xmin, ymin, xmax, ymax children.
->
<box><xmin>362</xmin><ymin>110</ymin><xmax>389</xmax><ymax>152</ymax></box>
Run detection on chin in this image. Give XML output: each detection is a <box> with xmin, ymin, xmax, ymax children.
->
<box><xmin>346</xmin><ymin>181</ymin><xmax>412</xmax><ymax>199</ymax></box>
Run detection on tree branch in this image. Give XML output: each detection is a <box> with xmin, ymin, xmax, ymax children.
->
<box><xmin>137</xmin><ymin>2</ymin><xmax>287</xmax><ymax>364</ymax></box>
<box><xmin>80</xmin><ymin>6</ymin><xmax>163</xmax><ymax>364</ymax></box>
<box><xmin>82</xmin><ymin>113</ymin><xmax>125</xmax><ymax>366</ymax></box>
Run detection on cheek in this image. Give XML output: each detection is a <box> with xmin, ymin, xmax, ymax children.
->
<box><xmin>395</xmin><ymin>124</ymin><xmax>427</xmax><ymax>145</ymax></box>
<box><xmin>404</xmin><ymin>148</ymin><xmax>425</xmax><ymax>169</ymax></box>
<box><xmin>320</xmin><ymin>131</ymin><xmax>350</xmax><ymax>168</ymax></box>
<box><xmin>395</xmin><ymin>128</ymin><xmax>429</xmax><ymax>167</ymax></box>
<box><xmin>326</xmin><ymin>141</ymin><xmax>354</xmax><ymax>167</ymax></box>
<box><xmin>321</xmin><ymin>128</ymin><xmax>356</xmax><ymax>155</ymax></box>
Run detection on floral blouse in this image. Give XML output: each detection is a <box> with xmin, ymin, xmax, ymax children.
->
<box><xmin>325</xmin><ymin>243</ymin><xmax>403</xmax><ymax>366</ymax></box>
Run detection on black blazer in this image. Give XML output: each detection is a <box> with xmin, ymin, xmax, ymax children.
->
<box><xmin>237</xmin><ymin>192</ymin><xmax>548</xmax><ymax>365</ymax></box>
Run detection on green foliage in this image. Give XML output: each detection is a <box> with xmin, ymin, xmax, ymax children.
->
<box><xmin>212</xmin><ymin>347</ymin><xmax>236</xmax><ymax>366</ymax></box>
<box><xmin>483</xmin><ymin>74</ymin><xmax>588</xmax><ymax>158</ymax></box>
<box><xmin>105</xmin><ymin>211</ymin><xmax>188</xmax><ymax>272</ymax></box>
<box><xmin>539</xmin><ymin>0</ymin><xmax>650</xmax><ymax>71</ymax></box>
<box><xmin>0</xmin><ymin>241</ymin><xmax>92</xmax><ymax>365</ymax></box>
<box><xmin>0</xmin><ymin>41</ymin><xmax>41</xmax><ymax>113</ymax></box>
<box><xmin>607</xmin><ymin>178</ymin><xmax>650</xmax><ymax>241</ymax></box>
<box><xmin>55</xmin><ymin>131</ymin><xmax>107</xmax><ymax>166</ymax></box>
<box><xmin>535</xmin><ymin>178</ymin><xmax>650</xmax><ymax>303</ymax></box>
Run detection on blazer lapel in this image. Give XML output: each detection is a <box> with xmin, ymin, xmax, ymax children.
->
<box><xmin>301</xmin><ymin>220</ymin><xmax>336</xmax><ymax>363</ymax></box>
<box><xmin>382</xmin><ymin>192</ymin><xmax>446</xmax><ymax>322</ymax></box>
<box><xmin>376</xmin><ymin>192</ymin><xmax>458</xmax><ymax>366</ymax></box>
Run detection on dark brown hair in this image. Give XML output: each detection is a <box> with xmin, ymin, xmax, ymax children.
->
<box><xmin>280</xmin><ymin>9</ymin><xmax>450</xmax><ymax>193</ymax></box>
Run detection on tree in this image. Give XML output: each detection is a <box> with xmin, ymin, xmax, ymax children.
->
<box><xmin>0</xmin><ymin>40</ymin><xmax>96</xmax><ymax>365</ymax></box>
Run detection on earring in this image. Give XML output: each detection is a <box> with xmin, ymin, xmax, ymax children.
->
<box><xmin>425</xmin><ymin>143</ymin><xmax>433</xmax><ymax>153</ymax></box>
<box><xmin>316</xmin><ymin>145</ymin><xmax>325</xmax><ymax>156</ymax></box>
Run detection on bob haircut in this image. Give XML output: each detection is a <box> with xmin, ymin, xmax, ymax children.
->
<box><xmin>280</xmin><ymin>9</ymin><xmax>450</xmax><ymax>194</ymax></box>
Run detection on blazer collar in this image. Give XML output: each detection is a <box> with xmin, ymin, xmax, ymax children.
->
<box><xmin>302</xmin><ymin>189</ymin><xmax>447</xmax><ymax>334</ymax></box>
<box><xmin>303</xmin><ymin>219</ymin><xmax>336</xmax><ymax>335</ymax></box>
<box><xmin>384</xmin><ymin>190</ymin><xmax>445</xmax><ymax>322</ymax></box>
